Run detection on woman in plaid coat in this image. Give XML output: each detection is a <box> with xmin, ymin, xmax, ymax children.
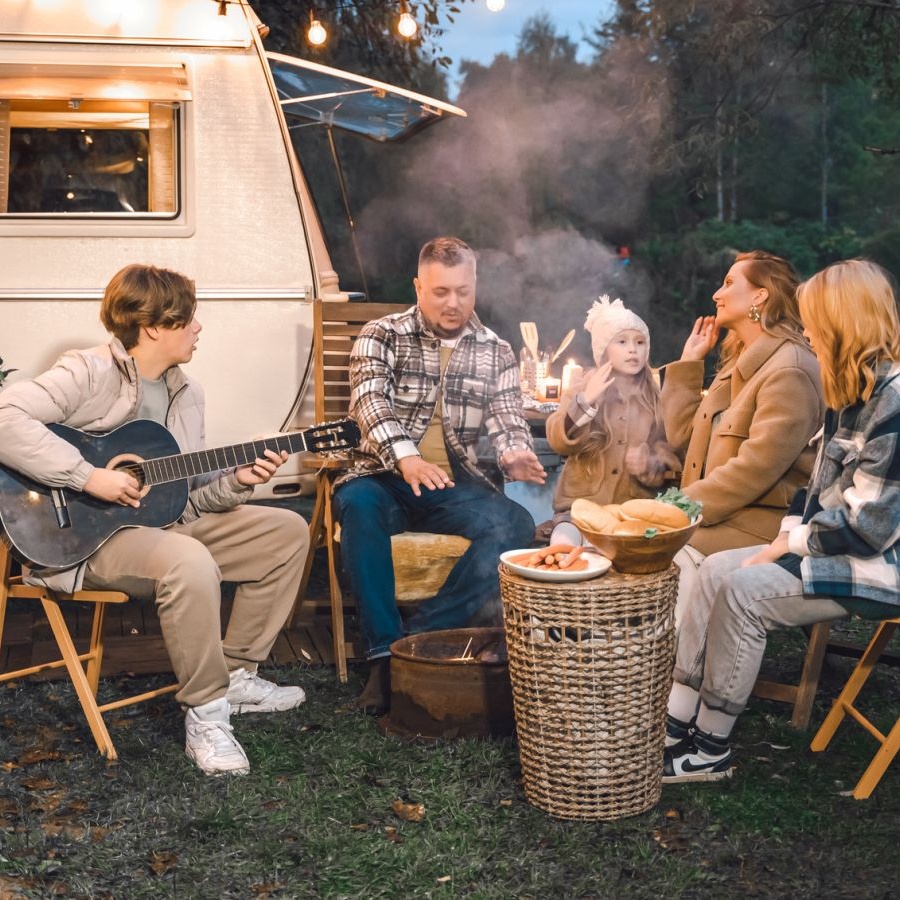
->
<box><xmin>663</xmin><ymin>259</ymin><xmax>900</xmax><ymax>784</ymax></box>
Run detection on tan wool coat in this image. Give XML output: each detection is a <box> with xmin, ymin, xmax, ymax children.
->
<box><xmin>546</xmin><ymin>378</ymin><xmax>679</xmax><ymax>515</ymax></box>
<box><xmin>660</xmin><ymin>333</ymin><xmax>824</xmax><ymax>555</ymax></box>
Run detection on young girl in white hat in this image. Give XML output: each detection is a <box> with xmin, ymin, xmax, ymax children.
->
<box><xmin>546</xmin><ymin>295</ymin><xmax>680</xmax><ymax>546</ymax></box>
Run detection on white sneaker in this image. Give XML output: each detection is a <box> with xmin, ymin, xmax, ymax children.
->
<box><xmin>226</xmin><ymin>668</ymin><xmax>306</xmax><ymax>714</ymax></box>
<box><xmin>185</xmin><ymin>697</ymin><xmax>250</xmax><ymax>776</ymax></box>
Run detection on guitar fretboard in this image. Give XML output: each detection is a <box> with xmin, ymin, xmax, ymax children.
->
<box><xmin>140</xmin><ymin>432</ymin><xmax>309</xmax><ymax>486</ymax></box>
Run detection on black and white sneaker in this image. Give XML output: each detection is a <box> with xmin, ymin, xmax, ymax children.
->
<box><xmin>662</xmin><ymin>729</ymin><xmax>733</xmax><ymax>784</ymax></box>
<box><xmin>665</xmin><ymin>713</ymin><xmax>695</xmax><ymax>749</ymax></box>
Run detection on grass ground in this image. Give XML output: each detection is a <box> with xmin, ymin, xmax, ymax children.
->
<box><xmin>1</xmin><ymin>626</ymin><xmax>900</xmax><ymax>899</ymax></box>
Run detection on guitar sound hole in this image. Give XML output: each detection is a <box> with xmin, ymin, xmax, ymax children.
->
<box><xmin>106</xmin><ymin>453</ymin><xmax>150</xmax><ymax>497</ymax></box>
<box><xmin>111</xmin><ymin>460</ymin><xmax>146</xmax><ymax>491</ymax></box>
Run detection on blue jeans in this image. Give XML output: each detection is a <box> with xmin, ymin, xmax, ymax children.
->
<box><xmin>334</xmin><ymin>472</ymin><xmax>535</xmax><ymax>659</ymax></box>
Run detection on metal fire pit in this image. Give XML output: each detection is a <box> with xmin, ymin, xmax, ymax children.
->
<box><xmin>378</xmin><ymin>627</ymin><xmax>514</xmax><ymax>741</ymax></box>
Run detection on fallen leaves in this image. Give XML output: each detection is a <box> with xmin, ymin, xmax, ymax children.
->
<box><xmin>148</xmin><ymin>850</ymin><xmax>178</xmax><ymax>877</ymax></box>
<box><xmin>391</xmin><ymin>799</ymin><xmax>425</xmax><ymax>822</ymax></box>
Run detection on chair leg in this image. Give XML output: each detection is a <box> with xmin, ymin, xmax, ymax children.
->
<box><xmin>40</xmin><ymin>596</ymin><xmax>117</xmax><ymax>760</ymax></box>
<box><xmin>0</xmin><ymin>546</ymin><xmax>11</xmax><ymax>652</ymax></box>
<box><xmin>324</xmin><ymin>484</ymin><xmax>348</xmax><ymax>683</ymax></box>
<box><xmin>84</xmin><ymin>602</ymin><xmax>108</xmax><ymax>695</ymax></box>
<box><xmin>790</xmin><ymin>621</ymin><xmax>832</xmax><ymax>729</ymax></box>
<box><xmin>811</xmin><ymin>620</ymin><xmax>898</xmax><ymax>753</ymax></box>
<box><xmin>291</xmin><ymin>472</ymin><xmax>328</xmax><ymax>627</ymax></box>
<box><xmin>853</xmin><ymin>713</ymin><xmax>900</xmax><ymax>799</ymax></box>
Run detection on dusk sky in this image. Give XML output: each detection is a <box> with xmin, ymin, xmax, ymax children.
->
<box><xmin>437</xmin><ymin>0</ymin><xmax>615</xmax><ymax>96</ymax></box>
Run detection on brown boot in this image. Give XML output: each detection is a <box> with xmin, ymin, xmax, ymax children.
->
<box><xmin>356</xmin><ymin>657</ymin><xmax>391</xmax><ymax>716</ymax></box>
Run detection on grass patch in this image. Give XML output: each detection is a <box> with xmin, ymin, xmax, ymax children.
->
<box><xmin>1</xmin><ymin>655</ymin><xmax>899</xmax><ymax>898</ymax></box>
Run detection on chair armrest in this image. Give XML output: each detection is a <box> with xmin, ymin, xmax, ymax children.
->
<box><xmin>298</xmin><ymin>452</ymin><xmax>355</xmax><ymax>472</ymax></box>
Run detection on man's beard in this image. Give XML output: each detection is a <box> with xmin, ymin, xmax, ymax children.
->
<box><xmin>431</xmin><ymin>322</ymin><xmax>466</xmax><ymax>339</ymax></box>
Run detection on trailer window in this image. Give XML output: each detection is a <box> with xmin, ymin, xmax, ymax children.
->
<box><xmin>0</xmin><ymin>98</ymin><xmax>180</xmax><ymax>217</ymax></box>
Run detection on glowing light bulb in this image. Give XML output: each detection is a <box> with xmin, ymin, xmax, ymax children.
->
<box><xmin>486</xmin><ymin>0</ymin><xmax>506</xmax><ymax>10</ymax></box>
<box><xmin>397</xmin><ymin>11</ymin><xmax>418</xmax><ymax>38</ymax></box>
<box><xmin>308</xmin><ymin>18</ymin><xmax>327</xmax><ymax>45</ymax></box>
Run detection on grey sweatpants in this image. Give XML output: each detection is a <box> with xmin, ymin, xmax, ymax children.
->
<box><xmin>674</xmin><ymin>545</ymin><xmax>849</xmax><ymax>716</ymax></box>
<box><xmin>82</xmin><ymin>504</ymin><xmax>308</xmax><ymax>708</ymax></box>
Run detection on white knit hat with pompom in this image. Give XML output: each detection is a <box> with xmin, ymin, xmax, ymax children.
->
<box><xmin>584</xmin><ymin>295</ymin><xmax>650</xmax><ymax>366</ymax></box>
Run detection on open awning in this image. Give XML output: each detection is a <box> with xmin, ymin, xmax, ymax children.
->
<box><xmin>266</xmin><ymin>52</ymin><xmax>465</xmax><ymax>142</ymax></box>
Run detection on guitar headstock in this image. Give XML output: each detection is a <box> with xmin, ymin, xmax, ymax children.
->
<box><xmin>304</xmin><ymin>419</ymin><xmax>362</xmax><ymax>454</ymax></box>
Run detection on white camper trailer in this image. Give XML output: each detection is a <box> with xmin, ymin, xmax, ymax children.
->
<box><xmin>0</xmin><ymin>0</ymin><xmax>465</xmax><ymax>497</ymax></box>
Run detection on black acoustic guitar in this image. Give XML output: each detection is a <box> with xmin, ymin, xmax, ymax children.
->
<box><xmin>0</xmin><ymin>418</ymin><xmax>360</xmax><ymax>571</ymax></box>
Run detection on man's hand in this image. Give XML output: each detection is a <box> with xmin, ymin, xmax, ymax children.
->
<box><xmin>501</xmin><ymin>449</ymin><xmax>547</xmax><ymax>485</ymax></box>
<box><xmin>235</xmin><ymin>448</ymin><xmax>289</xmax><ymax>487</ymax></box>
<box><xmin>397</xmin><ymin>456</ymin><xmax>455</xmax><ymax>497</ymax></box>
<box><xmin>84</xmin><ymin>467</ymin><xmax>142</xmax><ymax>508</ymax></box>
<box><xmin>582</xmin><ymin>361</ymin><xmax>615</xmax><ymax>406</ymax></box>
<box><xmin>681</xmin><ymin>316</ymin><xmax>721</xmax><ymax>362</ymax></box>
<box><xmin>741</xmin><ymin>533</ymin><xmax>790</xmax><ymax>568</ymax></box>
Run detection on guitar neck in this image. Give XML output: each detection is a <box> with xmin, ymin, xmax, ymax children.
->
<box><xmin>142</xmin><ymin>432</ymin><xmax>310</xmax><ymax>487</ymax></box>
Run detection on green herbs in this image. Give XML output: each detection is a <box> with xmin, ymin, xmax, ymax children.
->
<box><xmin>656</xmin><ymin>486</ymin><xmax>703</xmax><ymax>522</ymax></box>
<box><xmin>0</xmin><ymin>356</ymin><xmax>16</xmax><ymax>387</ymax></box>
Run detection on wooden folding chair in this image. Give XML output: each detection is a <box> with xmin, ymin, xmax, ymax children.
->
<box><xmin>752</xmin><ymin>620</ymin><xmax>833</xmax><ymax>729</ymax></box>
<box><xmin>295</xmin><ymin>299</ymin><xmax>470</xmax><ymax>682</ymax></box>
<box><xmin>810</xmin><ymin>617</ymin><xmax>900</xmax><ymax>799</ymax></box>
<box><xmin>0</xmin><ymin>543</ymin><xmax>178</xmax><ymax>759</ymax></box>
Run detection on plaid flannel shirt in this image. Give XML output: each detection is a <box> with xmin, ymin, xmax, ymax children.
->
<box><xmin>786</xmin><ymin>361</ymin><xmax>900</xmax><ymax>609</ymax></box>
<box><xmin>336</xmin><ymin>305</ymin><xmax>533</xmax><ymax>490</ymax></box>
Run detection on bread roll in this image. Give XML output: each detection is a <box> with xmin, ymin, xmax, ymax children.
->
<box><xmin>612</xmin><ymin>519</ymin><xmax>656</xmax><ymax>537</ymax></box>
<box><xmin>571</xmin><ymin>498</ymin><xmax>619</xmax><ymax>535</ymax></box>
<box><xmin>620</xmin><ymin>498</ymin><xmax>690</xmax><ymax>530</ymax></box>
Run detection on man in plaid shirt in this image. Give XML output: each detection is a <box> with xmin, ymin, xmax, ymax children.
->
<box><xmin>335</xmin><ymin>236</ymin><xmax>546</xmax><ymax>714</ymax></box>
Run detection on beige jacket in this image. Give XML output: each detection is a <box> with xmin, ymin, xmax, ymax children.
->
<box><xmin>660</xmin><ymin>333</ymin><xmax>824</xmax><ymax>555</ymax></box>
<box><xmin>0</xmin><ymin>339</ymin><xmax>252</xmax><ymax>590</ymax></box>
<box><xmin>546</xmin><ymin>379</ymin><xmax>680</xmax><ymax>514</ymax></box>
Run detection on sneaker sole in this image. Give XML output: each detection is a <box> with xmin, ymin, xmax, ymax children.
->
<box><xmin>229</xmin><ymin>696</ymin><xmax>307</xmax><ymax>715</ymax></box>
<box><xmin>662</xmin><ymin>767</ymin><xmax>733</xmax><ymax>785</ymax></box>
<box><xmin>185</xmin><ymin>752</ymin><xmax>250</xmax><ymax>777</ymax></box>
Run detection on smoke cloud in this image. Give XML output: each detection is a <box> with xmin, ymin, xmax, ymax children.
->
<box><xmin>356</xmin><ymin>34</ymin><xmax>673</xmax><ymax>366</ymax></box>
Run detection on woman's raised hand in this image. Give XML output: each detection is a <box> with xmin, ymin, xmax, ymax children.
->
<box><xmin>582</xmin><ymin>361</ymin><xmax>615</xmax><ymax>405</ymax></box>
<box><xmin>681</xmin><ymin>316</ymin><xmax>720</xmax><ymax>362</ymax></box>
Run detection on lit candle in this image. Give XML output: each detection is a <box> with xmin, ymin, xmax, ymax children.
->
<box><xmin>541</xmin><ymin>377</ymin><xmax>561</xmax><ymax>401</ymax></box>
<box><xmin>561</xmin><ymin>359</ymin><xmax>584</xmax><ymax>394</ymax></box>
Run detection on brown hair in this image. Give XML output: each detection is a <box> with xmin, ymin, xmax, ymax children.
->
<box><xmin>575</xmin><ymin>361</ymin><xmax>661</xmax><ymax>470</ymax></box>
<box><xmin>100</xmin><ymin>264</ymin><xmax>197</xmax><ymax>350</ymax></box>
<box><xmin>798</xmin><ymin>259</ymin><xmax>900</xmax><ymax>408</ymax></box>
<box><xmin>718</xmin><ymin>250</ymin><xmax>805</xmax><ymax>369</ymax></box>
<box><xmin>418</xmin><ymin>236</ymin><xmax>477</xmax><ymax>273</ymax></box>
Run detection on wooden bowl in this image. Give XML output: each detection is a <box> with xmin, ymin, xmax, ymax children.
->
<box><xmin>577</xmin><ymin>517</ymin><xmax>702</xmax><ymax>574</ymax></box>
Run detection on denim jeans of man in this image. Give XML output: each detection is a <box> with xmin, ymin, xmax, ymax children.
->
<box><xmin>334</xmin><ymin>470</ymin><xmax>535</xmax><ymax>659</ymax></box>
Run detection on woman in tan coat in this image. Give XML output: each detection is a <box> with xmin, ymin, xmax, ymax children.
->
<box><xmin>661</xmin><ymin>251</ymin><xmax>824</xmax><ymax>622</ymax></box>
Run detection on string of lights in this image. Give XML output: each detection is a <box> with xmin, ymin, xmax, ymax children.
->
<box><xmin>302</xmin><ymin>0</ymin><xmax>508</xmax><ymax>48</ymax></box>
<box><xmin>216</xmin><ymin>0</ymin><xmax>507</xmax><ymax>48</ymax></box>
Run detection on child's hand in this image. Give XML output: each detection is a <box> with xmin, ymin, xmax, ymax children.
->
<box><xmin>582</xmin><ymin>361</ymin><xmax>614</xmax><ymax>405</ymax></box>
<box><xmin>625</xmin><ymin>443</ymin><xmax>650</xmax><ymax>478</ymax></box>
<box><xmin>681</xmin><ymin>316</ymin><xmax>720</xmax><ymax>361</ymax></box>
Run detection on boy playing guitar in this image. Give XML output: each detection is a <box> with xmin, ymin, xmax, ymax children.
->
<box><xmin>0</xmin><ymin>264</ymin><xmax>311</xmax><ymax>776</ymax></box>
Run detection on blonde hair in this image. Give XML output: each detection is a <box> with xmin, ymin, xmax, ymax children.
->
<box><xmin>797</xmin><ymin>259</ymin><xmax>900</xmax><ymax>409</ymax></box>
<box><xmin>718</xmin><ymin>250</ymin><xmax>806</xmax><ymax>369</ymax></box>
<box><xmin>577</xmin><ymin>361</ymin><xmax>660</xmax><ymax>469</ymax></box>
<box><xmin>101</xmin><ymin>264</ymin><xmax>196</xmax><ymax>350</ymax></box>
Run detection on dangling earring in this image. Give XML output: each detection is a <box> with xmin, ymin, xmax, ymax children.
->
<box><xmin>748</xmin><ymin>304</ymin><xmax>761</xmax><ymax>323</ymax></box>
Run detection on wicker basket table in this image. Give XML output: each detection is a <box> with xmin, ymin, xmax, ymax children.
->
<box><xmin>499</xmin><ymin>563</ymin><xmax>679</xmax><ymax>821</ymax></box>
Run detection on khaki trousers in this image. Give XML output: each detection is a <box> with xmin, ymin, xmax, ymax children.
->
<box><xmin>82</xmin><ymin>504</ymin><xmax>308</xmax><ymax>708</ymax></box>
